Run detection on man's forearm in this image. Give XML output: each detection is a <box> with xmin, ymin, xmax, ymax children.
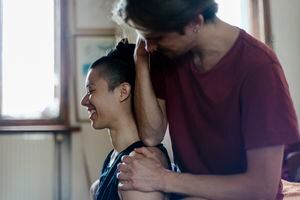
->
<box><xmin>159</xmin><ymin>146</ymin><xmax>283</xmax><ymax>200</ymax></box>
<box><xmin>134</xmin><ymin>63</ymin><xmax>167</xmax><ymax>146</ymax></box>
<box><xmin>161</xmin><ymin>171</ymin><xmax>277</xmax><ymax>200</ymax></box>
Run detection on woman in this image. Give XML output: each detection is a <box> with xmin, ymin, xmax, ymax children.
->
<box><xmin>81</xmin><ymin>39</ymin><xmax>171</xmax><ymax>200</ymax></box>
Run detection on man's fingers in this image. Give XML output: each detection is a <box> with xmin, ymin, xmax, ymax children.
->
<box><xmin>134</xmin><ymin>37</ymin><xmax>148</xmax><ymax>61</ymax></box>
<box><xmin>118</xmin><ymin>180</ymin><xmax>133</xmax><ymax>191</ymax></box>
<box><xmin>117</xmin><ymin>162</ymin><xmax>131</xmax><ymax>173</ymax></box>
<box><xmin>134</xmin><ymin>147</ymin><xmax>167</xmax><ymax>167</ymax></box>
<box><xmin>121</xmin><ymin>155</ymin><xmax>132</xmax><ymax>164</ymax></box>
<box><xmin>135</xmin><ymin>37</ymin><xmax>145</xmax><ymax>54</ymax></box>
<box><xmin>138</xmin><ymin>39</ymin><xmax>146</xmax><ymax>50</ymax></box>
<box><xmin>136</xmin><ymin>36</ymin><xmax>145</xmax><ymax>47</ymax></box>
<box><xmin>128</xmin><ymin>149</ymin><xmax>145</xmax><ymax>159</ymax></box>
<box><xmin>116</xmin><ymin>170</ymin><xmax>132</xmax><ymax>181</ymax></box>
<box><xmin>134</xmin><ymin>147</ymin><xmax>155</xmax><ymax>157</ymax></box>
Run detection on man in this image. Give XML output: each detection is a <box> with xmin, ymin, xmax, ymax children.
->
<box><xmin>114</xmin><ymin>0</ymin><xmax>300</xmax><ymax>199</ymax></box>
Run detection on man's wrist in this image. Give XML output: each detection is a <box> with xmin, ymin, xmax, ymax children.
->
<box><xmin>157</xmin><ymin>168</ymin><xmax>173</xmax><ymax>192</ymax></box>
<box><xmin>135</xmin><ymin>62</ymin><xmax>149</xmax><ymax>70</ymax></box>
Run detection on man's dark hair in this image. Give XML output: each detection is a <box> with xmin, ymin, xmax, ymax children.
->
<box><xmin>90</xmin><ymin>38</ymin><xmax>135</xmax><ymax>91</ymax></box>
<box><xmin>114</xmin><ymin>0</ymin><xmax>218</xmax><ymax>33</ymax></box>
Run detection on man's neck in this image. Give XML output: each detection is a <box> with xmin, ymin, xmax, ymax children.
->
<box><xmin>191</xmin><ymin>18</ymin><xmax>240</xmax><ymax>72</ymax></box>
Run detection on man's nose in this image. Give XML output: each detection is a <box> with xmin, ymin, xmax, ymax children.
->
<box><xmin>145</xmin><ymin>40</ymin><xmax>158</xmax><ymax>53</ymax></box>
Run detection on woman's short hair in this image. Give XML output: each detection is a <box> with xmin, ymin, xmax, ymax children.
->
<box><xmin>89</xmin><ymin>38</ymin><xmax>135</xmax><ymax>91</ymax></box>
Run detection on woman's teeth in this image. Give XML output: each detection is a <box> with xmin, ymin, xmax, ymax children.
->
<box><xmin>89</xmin><ymin>109</ymin><xmax>96</xmax><ymax>118</ymax></box>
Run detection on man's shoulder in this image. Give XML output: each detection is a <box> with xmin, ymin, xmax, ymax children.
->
<box><xmin>239</xmin><ymin>30</ymin><xmax>279</xmax><ymax>66</ymax></box>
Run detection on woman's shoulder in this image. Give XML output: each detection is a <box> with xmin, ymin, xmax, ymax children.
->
<box><xmin>128</xmin><ymin>143</ymin><xmax>172</xmax><ymax>170</ymax></box>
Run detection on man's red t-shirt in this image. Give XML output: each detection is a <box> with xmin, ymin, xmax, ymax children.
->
<box><xmin>150</xmin><ymin>29</ymin><xmax>299</xmax><ymax>176</ymax></box>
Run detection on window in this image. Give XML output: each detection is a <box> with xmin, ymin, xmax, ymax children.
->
<box><xmin>216</xmin><ymin>0</ymin><xmax>250</xmax><ymax>31</ymax></box>
<box><xmin>216</xmin><ymin>0</ymin><xmax>272</xmax><ymax>46</ymax></box>
<box><xmin>0</xmin><ymin>0</ymin><xmax>68</xmax><ymax>125</ymax></box>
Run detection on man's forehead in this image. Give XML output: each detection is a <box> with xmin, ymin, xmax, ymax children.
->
<box><xmin>127</xmin><ymin>20</ymin><xmax>161</xmax><ymax>37</ymax></box>
<box><xmin>137</xmin><ymin>29</ymin><xmax>171</xmax><ymax>42</ymax></box>
<box><xmin>127</xmin><ymin>19</ymin><xmax>148</xmax><ymax>32</ymax></box>
<box><xmin>137</xmin><ymin>30</ymin><xmax>161</xmax><ymax>39</ymax></box>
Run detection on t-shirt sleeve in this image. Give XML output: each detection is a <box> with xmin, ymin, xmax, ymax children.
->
<box><xmin>149</xmin><ymin>53</ymin><xmax>166</xmax><ymax>100</ymax></box>
<box><xmin>241</xmin><ymin>62</ymin><xmax>300</xmax><ymax>149</ymax></box>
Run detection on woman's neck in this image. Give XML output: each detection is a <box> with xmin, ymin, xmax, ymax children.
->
<box><xmin>108</xmin><ymin>114</ymin><xmax>140</xmax><ymax>153</ymax></box>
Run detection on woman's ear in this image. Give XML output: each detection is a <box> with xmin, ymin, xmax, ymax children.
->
<box><xmin>117</xmin><ymin>83</ymin><xmax>131</xmax><ymax>102</ymax></box>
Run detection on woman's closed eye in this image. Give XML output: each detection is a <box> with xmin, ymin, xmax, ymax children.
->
<box><xmin>87</xmin><ymin>89</ymin><xmax>95</xmax><ymax>95</ymax></box>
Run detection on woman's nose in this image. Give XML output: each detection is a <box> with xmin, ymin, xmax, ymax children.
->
<box><xmin>81</xmin><ymin>94</ymin><xmax>89</xmax><ymax>107</ymax></box>
<box><xmin>145</xmin><ymin>40</ymin><xmax>158</xmax><ymax>53</ymax></box>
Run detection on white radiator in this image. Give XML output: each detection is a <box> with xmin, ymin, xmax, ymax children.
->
<box><xmin>0</xmin><ymin>134</ymin><xmax>55</xmax><ymax>200</ymax></box>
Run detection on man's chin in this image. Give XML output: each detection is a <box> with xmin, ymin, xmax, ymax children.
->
<box><xmin>158</xmin><ymin>50</ymin><xmax>184</xmax><ymax>59</ymax></box>
<box><xmin>159</xmin><ymin>51</ymin><xmax>176</xmax><ymax>59</ymax></box>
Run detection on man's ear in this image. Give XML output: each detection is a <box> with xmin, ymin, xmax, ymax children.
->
<box><xmin>117</xmin><ymin>82</ymin><xmax>131</xmax><ymax>102</ymax></box>
<box><xmin>187</xmin><ymin>14</ymin><xmax>204</xmax><ymax>33</ymax></box>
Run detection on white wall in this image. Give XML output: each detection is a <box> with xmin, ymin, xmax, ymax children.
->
<box><xmin>270</xmin><ymin>0</ymin><xmax>300</xmax><ymax>121</ymax></box>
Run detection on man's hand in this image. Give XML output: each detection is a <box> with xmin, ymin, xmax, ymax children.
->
<box><xmin>134</xmin><ymin>38</ymin><xmax>149</xmax><ymax>68</ymax></box>
<box><xmin>117</xmin><ymin>147</ymin><xmax>169</xmax><ymax>192</ymax></box>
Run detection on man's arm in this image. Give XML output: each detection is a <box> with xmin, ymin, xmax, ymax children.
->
<box><xmin>134</xmin><ymin>38</ymin><xmax>167</xmax><ymax>146</ymax></box>
<box><xmin>118</xmin><ymin>145</ymin><xmax>284</xmax><ymax>200</ymax></box>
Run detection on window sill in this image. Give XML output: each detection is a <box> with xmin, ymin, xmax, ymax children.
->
<box><xmin>0</xmin><ymin>125</ymin><xmax>80</xmax><ymax>133</ymax></box>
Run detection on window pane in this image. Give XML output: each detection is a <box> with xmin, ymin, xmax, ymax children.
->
<box><xmin>1</xmin><ymin>0</ymin><xmax>60</xmax><ymax>119</ymax></box>
<box><xmin>216</xmin><ymin>0</ymin><xmax>250</xmax><ymax>32</ymax></box>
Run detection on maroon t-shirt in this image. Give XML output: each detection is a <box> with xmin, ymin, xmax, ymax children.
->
<box><xmin>150</xmin><ymin>29</ymin><xmax>299</xmax><ymax>176</ymax></box>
